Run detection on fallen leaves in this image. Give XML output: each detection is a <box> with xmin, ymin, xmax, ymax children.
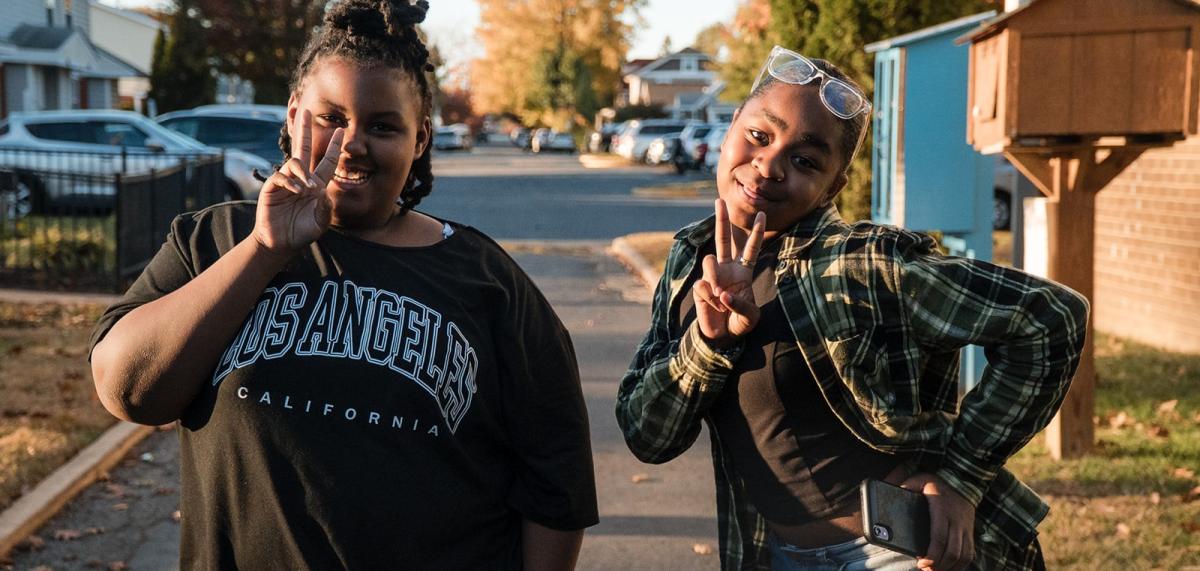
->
<box><xmin>171</xmin><ymin>509</ymin><xmax>182</xmax><ymax>523</ymax></box>
<box><xmin>630</xmin><ymin>473</ymin><xmax>654</xmax><ymax>484</ymax></box>
<box><xmin>52</xmin><ymin>529</ymin><xmax>81</xmax><ymax>541</ymax></box>
<box><xmin>1173</xmin><ymin>467</ymin><xmax>1196</xmax><ymax>480</ymax></box>
<box><xmin>692</xmin><ymin>543</ymin><xmax>714</xmax><ymax>555</ymax></box>
<box><xmin>1144</xmin><ymin>424</ymin><xmax>1170</xmax><ymax>439</ymax></box>
<box><xmin>1185</xmin><ymin>486</ymin><xmax>1200</xmax><ymax>503</ymax></box>
<box><xmin>1107</xmin><ymin>411</ymin><xmax>1135</xmax><ymax>429</ymax></box>
<box><xmin>1115</xmin><ymin>522</ymin><xmax>1132</xmax><ymax>539</ymax></box>
<box><xmin>14</xmin><ymin>535</ymin><xmax>45</xmax><ymax>552</ymax></box>
<box><xmin>111</xmin><ymin>502</ymin><xmax>128</xmax><ymax>511</ymax></box>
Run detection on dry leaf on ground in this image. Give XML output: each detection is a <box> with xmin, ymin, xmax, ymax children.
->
<box><xmin>52</xmin><ymin>529</ymin><xmax>81</xmax><ymax>541</ymax></box>
<box><xmin>631</xmin><ymin>473</ymin><xmax>652</xmax><ymax>484</ymax></box>
<box><xmin>1157</xmin><ymin>399</ymin><xmax>1179</xmax><ymax>415</ymax></box>
<box><xmin>15</xmin><ymin>535</ymin><xmax>45</xmax><ymax>552</ymax></box>
<box><xmin>108</xmin><ymin>562</ymin><xmax>128</xmax><ymax>571</ymax></box>
<box><xmin>1107</xmin><ymin>411</ymin><xmax>1134</xmax><ymax>429</ymax></box>
<box><xmin>1174</xmin><ymin>467</ymin><xmax>1196</xmax><ymax>480</ymax></box>
<box><xmin>1150</xmin><ymin>492</ymin><xmax>1161</xmax><ymax>505</ymax></box>
<box><xmin>693</xmin><ymin>543</ymin><xmax>714</xmax><ymax>555</ymax></box>
<box><xmin>1115</xmin><ymin>523</ymin><xmax>1132</xmax><ymax>538</ymax></box>
<box><xmin>84</xmin><ymin>527</ymin><xmax>105</xmax><ymax>536</ymax></box>
<box><xmin>171</xmin><ymin>510</ymin><xmax>182</xmax><ymax>522</ymax></box>
<box><xmin>111</xmin><ymin>502</ymin><xmax>128</xmax><ymax>511</ymax></box>
<box><xmin>1185</xmin><ymin>486</ymin><xmax>1200</xmax><ymax>503</ymax></box>
<box><xmin>1145</xmin><ymin>424</ymin><xmax>1170</xmax><ymax>439</ymax></box>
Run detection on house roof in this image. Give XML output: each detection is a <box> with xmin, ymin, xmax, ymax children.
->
<box><xmin>957</xmin><ymin>0</ymin><xmax>1200</xmax><ymax>44</ymax></box>
<box><xmin>9</xmin><ymin>25</ymin><xmax>74</xmax><ymax>50</ymax></box>
<box><xmin>627</xmin><ymin>46</ymin><xmax>715</xmax><ymax>78</ymax></box>
<box><xmin>864</xmin><ymin>11</ymin><xmax>996</xmax><ymax>53</ymax></box>
<box><xmin>90</xmin><ymin>0</ymin><xmax>168</xmax><ymax>32</ymax></box>
<box><xmin>0</xmin><ymin>25</ymin><xmax>143</xmax><ymax>78</ymax></box>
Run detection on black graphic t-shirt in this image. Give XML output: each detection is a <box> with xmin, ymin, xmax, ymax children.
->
<box><xmin>91</xmin><ymin>203</ymin><xmax>598</xmax><ymax>570</ymax></box>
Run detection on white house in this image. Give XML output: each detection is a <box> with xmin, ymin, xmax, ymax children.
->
<box><xmin>0</xmin><ymin>0</ymin><xmax>141</xmax><ymax>117</ymax></box>
<box><xmin>621</xmin><ymin>47</ymin><xmax>718</xmax><ymax>119</ymax></box>
<box><xmin>89</xmin><ymin>0</ymin><xmax>164</xmax><ymax>110</ymax></box>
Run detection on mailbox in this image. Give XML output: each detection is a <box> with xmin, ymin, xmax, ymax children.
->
<box><xmin>963</xmin><ymin>0</ymin><xmax>1200</xmax><ymax>154</ymax></box>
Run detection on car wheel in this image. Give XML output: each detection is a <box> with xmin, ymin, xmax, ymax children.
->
<box><xmin>0</xmin><ymin>175</ymin><xmax>35</xmax><ymax>219</ymax></box>
<box><xmin>993</xmin><ymin>188</ymin><xmax>1012</xmax><ymax>231</ymax></box>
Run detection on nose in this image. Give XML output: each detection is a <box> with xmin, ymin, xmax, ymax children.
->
<box><xmin>752</xmin><ymin>148</ymin><xmax>785</xmax><ymax>182</ymax></box>
<box><xmin>340</xmin><ymin>122</ymin><xmax>369</xmax><ymax>156</ymax></box>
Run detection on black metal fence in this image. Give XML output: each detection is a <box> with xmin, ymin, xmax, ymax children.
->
<box><xmin>0</xmin><ymin>147</ymin><xmax>226</xmax><ymax>292</ymax></box>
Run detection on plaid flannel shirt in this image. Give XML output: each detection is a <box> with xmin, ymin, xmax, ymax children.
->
<box><xmin>615</xmin><ymin>205</ymin><xmax>1089</xmax><ymax>570</ymax></box>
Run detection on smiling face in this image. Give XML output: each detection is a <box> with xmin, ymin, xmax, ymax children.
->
<box><xmin>288</xmin><ymin>57</ymin><xmax>430</xmax><ymax>230</ymax></box>
<box><xmin>717</xmin><ymin>81</ymin><xmax>849</xmax><ymax>236</ymax></box>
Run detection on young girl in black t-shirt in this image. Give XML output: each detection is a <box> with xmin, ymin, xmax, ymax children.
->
<box><xmin>90</xmin><ymin>1</ymin><xmax>597</xmax><ymax>568</ymax></box>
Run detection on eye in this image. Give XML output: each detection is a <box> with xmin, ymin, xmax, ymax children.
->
<box><xmin>317</xmin><ymin>114</ymin><xmax>346</xmax><ymax>127</ymax></box>
<box><xmin>747</xmin><ymin>129</ymin><xmax>768</xmax><ymax>145</ymax></box>
<box><xmin>791</xmin><ymin>155</ymin><xmax>819</xmax><ymax>170</ymax></box>
<box><xmin>370</xmin><ymin>122</ymin><xmax>399</xmax><ymax>134</ymax></box>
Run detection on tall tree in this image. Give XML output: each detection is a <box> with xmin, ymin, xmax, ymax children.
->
<box><xmin>148</xmin><ymin>0</ymin><xmax>215</xmax><ymax>113</ymax></box>
<box><xmin>193</xmin><ymin>0</ymin><xmax>326</xmax><ymax>104</ymax></box>
<box><xmin>721</xmin><ymin>0</ymin><xmax>992</xmax><ymax>221</ymax></box>
<box><xmin>692</xmin><ymin>22</ymin><xmax>729</xmax><ymax>60</ymax></box>
<box><xmin>471</xmin><ymin>0</ymin><xmax>644</xmax><ymax>128</ymax></box>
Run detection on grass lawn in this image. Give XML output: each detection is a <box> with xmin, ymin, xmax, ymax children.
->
<box><xmin>619</xmin><ymin>231</ymin><xmax>1200</xmax><ymax>569</ymax></box>
<box><xmin>0</xmin><ymin>302</ymin><xmax>114</xmax><ymax>513</ymax></box>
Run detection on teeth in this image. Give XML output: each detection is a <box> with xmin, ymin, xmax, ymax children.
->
<box><xmin>334</xmin><ymin>170</ymin><xmax>371</xmax><ymax>182</ymax></box>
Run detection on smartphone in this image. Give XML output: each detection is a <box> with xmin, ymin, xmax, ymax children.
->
<box><xmin>860</xmin><ymin>478</ymin><xmax>930</xmax><ymax>557</ymax></box>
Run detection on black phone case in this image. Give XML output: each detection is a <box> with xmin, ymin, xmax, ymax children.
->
<box><xmin>860</xmin><ymin>479</ymin><xmax>931</xmax><ymax>557</ymax></box>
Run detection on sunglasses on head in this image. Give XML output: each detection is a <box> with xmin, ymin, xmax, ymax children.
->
<box><xmin>751</xmin><ymin>46</ymin><xmax>872</xmax><ymax>120</ymax></box>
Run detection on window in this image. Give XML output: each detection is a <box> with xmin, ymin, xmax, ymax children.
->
<box><xmin>98</xmin><ymin>122</ymin><xmax>150</xmax><ymax>147</ymax></box>
<box><xmin>160</xmin><ymin>118</ymin><xmax>200</xmax><ymax>139</ymax></box>
<box><xmin>26</xmin><ymin>121</ymin><xmax>94</xmax><ymax>143</ymax></box>
<box><xmin>197</xmin><ymin>118</ymin><xmax>280</xmax><ymax>146</ymax></box>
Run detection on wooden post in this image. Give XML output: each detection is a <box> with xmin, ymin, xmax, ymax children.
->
<box><xmin>1041</xmin><ymin>151</ymin><xmax>1096</xmax><ymax>459</ymax></box>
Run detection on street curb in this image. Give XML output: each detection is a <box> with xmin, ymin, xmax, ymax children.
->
<box><xmin>609</xmin><ymin>237</ymin><xmax>661</xmax><ymax>291</ymax></box>
<box><xmin>0</xmin><ymin>288</ymin><xmax>118</xmax><ymax>306</ymax></box>
<box><xmin>0</xmin><ymin>422</ymin><xmax>155</xmax><ymax>558</ymax></box>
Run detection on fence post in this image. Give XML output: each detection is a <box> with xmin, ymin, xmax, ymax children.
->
<box><xmin>113</xmin><ymin>172</ymin><xmax>123</xmax><ymax>291</ymax></box>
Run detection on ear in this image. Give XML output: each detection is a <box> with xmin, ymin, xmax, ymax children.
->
<box><xmin>286</xmin><ymin>94</ymin><xmax>300</xmax><ymax>141</ymax></box>
<box><xmin>415</xmin><ymin>116</ymin><xmax>432</xmax><ymax>156</ymax></box>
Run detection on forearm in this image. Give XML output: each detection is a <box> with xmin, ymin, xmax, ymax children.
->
<box><xmin>616</xmin><ymin>322</ymin><xmax>740</xmax><ymax>463</ymax></box>
<box><xmin>522</xmin><ymin>519</ymin><xmax>583</xmax><ymax>571</ymax></box>
<box><xmin>91</xmin><ymin>236</ymin><xmax>293</xmax><ymax>424</ymax></box>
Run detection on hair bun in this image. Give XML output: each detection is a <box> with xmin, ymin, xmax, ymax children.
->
<box><xmin>383</xmin><ymin>0</ymin><xmax>429</xmax><ymax>26</ymax></box>
<box><xmin>325</xmin><ymin>0</ymin><xmax>428</xmax><ymax>38</ymax></box>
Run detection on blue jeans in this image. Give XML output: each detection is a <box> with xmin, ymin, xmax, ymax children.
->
<box><xmin>769</xmin><ymin>534</ymin><xmax>918</xmax><ymax>571</ymax></box>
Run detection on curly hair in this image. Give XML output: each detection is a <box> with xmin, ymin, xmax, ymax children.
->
<box><xmin>277</xmin><ymin>0</ymin><xmax>436</xmax><ymax>215</ymax></box>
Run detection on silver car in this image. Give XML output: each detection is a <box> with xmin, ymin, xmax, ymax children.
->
<box><xmin>0</xmin><ymin>110</ymin><xmax>271</xmax><ymax>214</ymax></box>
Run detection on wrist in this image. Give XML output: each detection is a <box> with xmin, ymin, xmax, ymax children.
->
<box><xmin>246</xmin><ymin>234</ymin><xmax>298</xmax><ymax>267</ymax></box>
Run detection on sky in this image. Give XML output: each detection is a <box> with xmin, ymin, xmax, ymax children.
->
<box><xmin>100</xmin><ymin>0</ymin><xmax>740</xmax><ymax>67</ymax></box>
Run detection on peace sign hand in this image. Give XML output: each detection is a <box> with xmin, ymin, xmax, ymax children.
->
<box><xmin>252</xmin><ymin>109</ymin><xmax>344</xmax><ymax>256</ymax></box>
<box><xmin>692</xmin><ymin>199</ymin><xmax>766</xmax><ymax>347</ymax></box>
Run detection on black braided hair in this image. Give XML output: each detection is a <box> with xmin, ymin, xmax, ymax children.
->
<box><xmin>277</xmin><ymin>0</ymin><xmax>436</xmax><ymax>215</ymax></box>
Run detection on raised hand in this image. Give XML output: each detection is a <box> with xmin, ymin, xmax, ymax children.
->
<box><xmin>692</xmin><ymin>199</ymin><xmax>766</xmax><ymax>346</ymax></box>
<box><xmin>252</xmin><ymin>109</ymin><xmax>344</xmax><ymax>255</ymax></box>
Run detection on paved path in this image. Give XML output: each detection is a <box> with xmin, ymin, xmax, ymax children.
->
<box><xmin>7</xmin><ymin>250</ymin><xmax>720</xmax><ymax>570</ymax></box>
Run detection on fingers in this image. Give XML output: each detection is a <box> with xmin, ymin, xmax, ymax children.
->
<box><xmin>312</xmin><ymin>128</ymin><xmax>345</xmax><ymax>187</ymax></box>
<box><xmin>293</xmin><ymin>109</ymin><xmax>313</xmax><ymax>172</ymax></box>
<box><xmin>700</xmin><ymin>255</ymin><xmax>727</xmax><ymax>311</ymax></box>
<box><xmin>740</xmin><ymin>211</ymin><xmax>766</xmax><ymax>266</ymax></box>
<box><xmin>267</xmin><ymin>171</ymin><xmax>308</xmax><ymax>196</ymax></box>
<box><xmin>714</xmin><ymin>199</ymin><xmax>732</xmax><ymax>263</ymax></box>
<box><xmin>920</xmin><ymin>497</ymin><xmax>950</xmax><ymax>571</ymax></box>
<box><xmin>691</xmin><ymin>278</ymin><xmax>722</xmax><ymax>313</ymax></box>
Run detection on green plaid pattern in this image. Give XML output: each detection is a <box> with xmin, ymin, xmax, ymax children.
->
<box><xmin>616</xmin><ymin>205</ymin><xmax>1089</xmax><ymax>570</ymax></box>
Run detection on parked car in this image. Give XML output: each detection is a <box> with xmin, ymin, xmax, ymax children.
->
<box><xmin>532</xmin><ymin>130</ymin><xmax>576</xmax><ymax>153</ymax></box>
<box><xmin>433</xmin><ymin>126</ymin><xmax>469</xmax><ymax>150</ymax></box>
<box><xmin>510</xmin><ymin>127</ymin><xmax>531</xmax><ymax>149</ymax></box>
<box><xmin>702</xmin><ymin>124</ymin><xmax>730</xmax><ymax>172</ymax></box>
<box><xmin>645</xmin><ymin>135</ymin><xmax>680</xmax><ymax>166</ymax></box>
<box><xmin>994</xmin><ymin>158</ymin><xmax>1018</xmax><ymax>230</ymax></box>
<box><xmin>156</xmin><ymin>104</ymin><xmax>286</xmax><ymax>164</ymax></box>
<box><xmin>587</xmin><ymin>121</ymin><xmax>625</xmax><ymax>153</ymax></box>
<box><xmin>676</xmin><ymin>122</ymin><xmax>716</xmax><ymax>171</ymax></box>
<box><xmin>0</xmin><ymin>110</ymin><xmax>271</xmax><ymax>213</ymax></box>
<box><xmin>613</xmin><ymin>119</ymin><xmax>690</xmax><ymax>162</ymax></box>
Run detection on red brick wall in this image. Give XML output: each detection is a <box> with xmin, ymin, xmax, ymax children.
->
<box><xmin>1093</xmin><ymin>136</ymin><xmax>1200</xmax><ymax>353</ymax></box>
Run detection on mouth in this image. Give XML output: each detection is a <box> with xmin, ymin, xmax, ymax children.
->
<box><xmin>332</xmin><ymin>167</ymin><xmax>374</xmax><ymax>188</ymax></box>
<box><xmin>736</xmin><ymin>179</ymin><xmax>774</xmax><ymax>206</ymax></box>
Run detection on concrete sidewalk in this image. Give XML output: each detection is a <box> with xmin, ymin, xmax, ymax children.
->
<box><xmin>4</xmin><ymin>248</ymin><xmax>719</xmax><ymax>570</ymax></box>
